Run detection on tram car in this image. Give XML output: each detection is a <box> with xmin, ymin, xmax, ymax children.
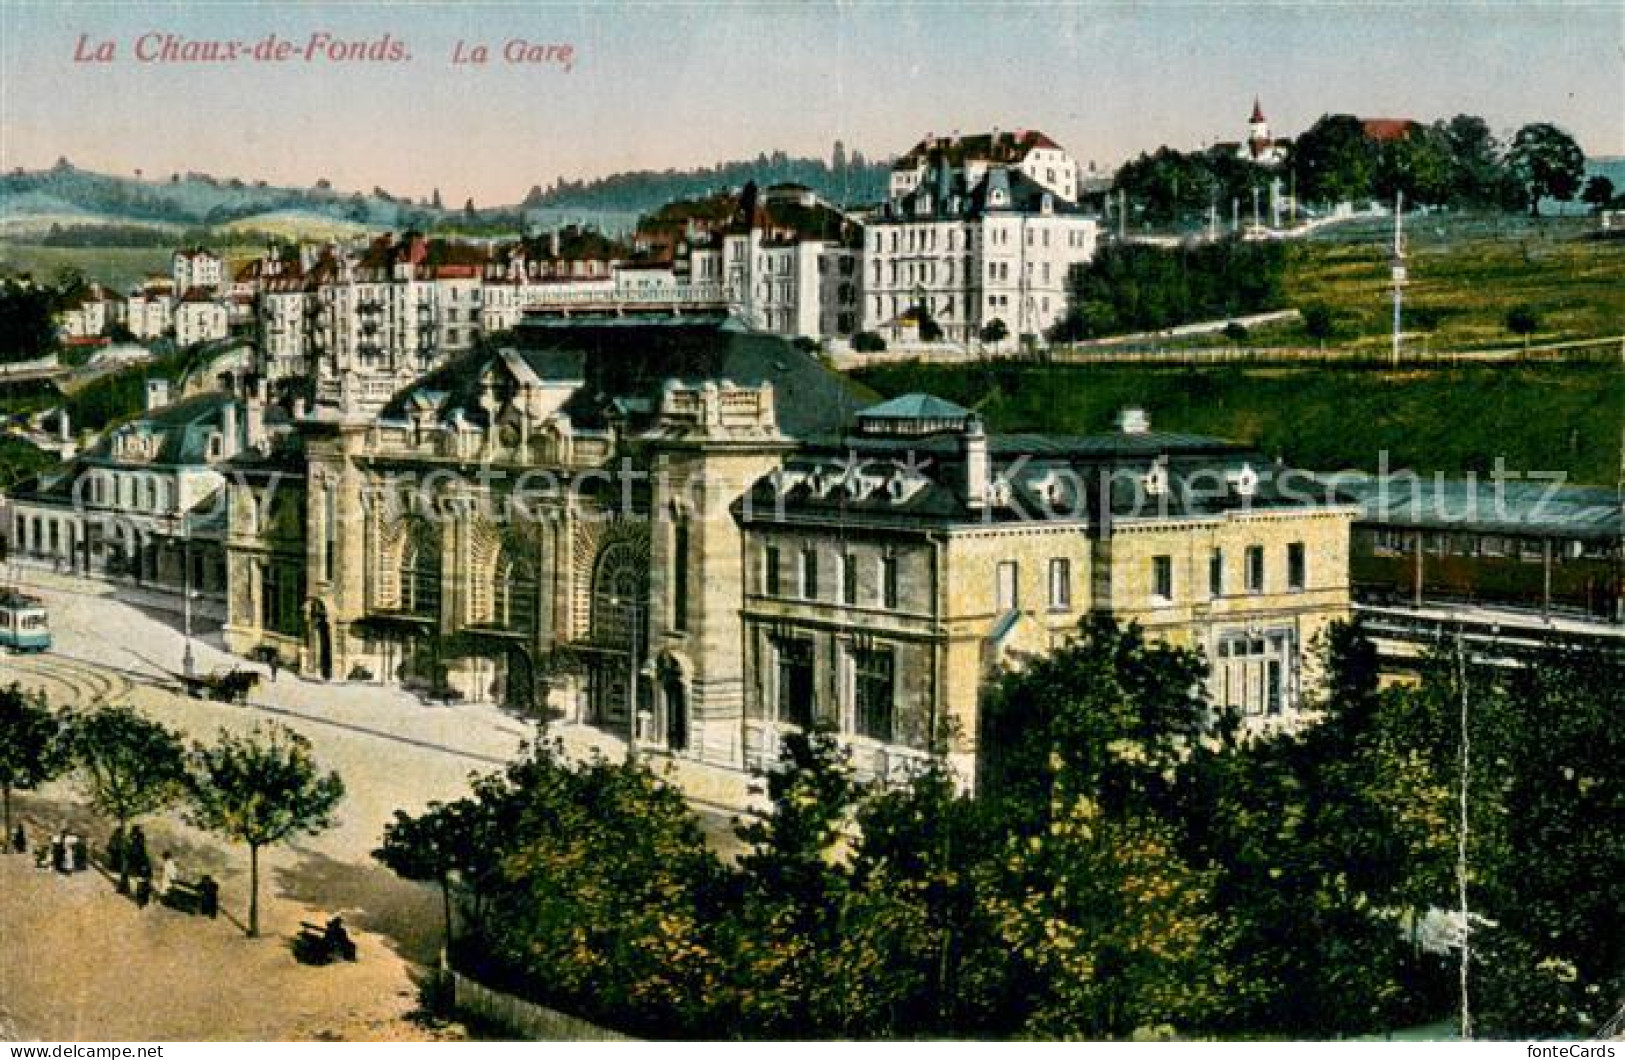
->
<box><xmin>0</xmin><ymin>590</ymin><xmax>51</xmax><ymax>652</ymax></box>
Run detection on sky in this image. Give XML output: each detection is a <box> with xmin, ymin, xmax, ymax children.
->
<box><xmin>1</xmin><ymin>0</ymin><xmax>1621</xmax><ymax>205</ymax></box>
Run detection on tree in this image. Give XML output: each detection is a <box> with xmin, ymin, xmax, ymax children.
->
<box><xmin>187</xmin><ymin>722</ymin><xmax>344</xmax><ymax>937</ymax></box>
<box><xmin>1439</xmin><ymin>114</ymin><xmax>1514</xmax><ymax>208</ymax></box>
<box><xmin>1301</xmin><ymin>303</ymin><xmax>1336</xmax><ymax>346</ymax></box>
<box><xmin>977</xmin><ymin>618</ymin><xmax>1222</xmax><ymax>1036</ymax></box>
<box><xmin>0</xmin><ymin>683</ymin><xmax>69</xmax><ymax>835</ymax></box>
<box><xmin>1291</xmin><ymin>114</ymin><xmax>1377</xmax><ymax>205</ymax></box>
<box><xmin>375</xmin><ymin>796</ymin><xmax>491</xmax><ymax>960</ymax></box>
<box><xmin>1506</xmin><ymin>123</ymin><xmax>1586</xmax><ymax>216</ymax></box>
<box><xmin>978</xmin><ymin>318</ymin><xmax>1008</xmax><ymax>346</ymax></box>
<box><xmin>68</xmin><ymin>706</ymin><xmax>188</xmax><ymax>891</ymax></box>
<box><xmin>1505</xmin><ymin>304</ymin><xmax>1541</xmax><ymax>348</ymax></box>
<box><xmin>852</xmin><ymin>330</ymin><xmax>887</xmax><ymax>353</ymax></box>
<box><xmin>1581</xmin><ymin>175</ymin><xmax>1616</xmax><ymax>213</ymax></box>
<box><xmin>1374</xmin><ymin>124</ymin><xmax>1454</xmax><ymax>206</ymax></box>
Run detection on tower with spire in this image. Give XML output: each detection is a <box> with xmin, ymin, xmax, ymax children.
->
<box><xmin>1237</xmin><ymin>98</ymin><xmax>1287</xmax><ymax>166</ymax></box>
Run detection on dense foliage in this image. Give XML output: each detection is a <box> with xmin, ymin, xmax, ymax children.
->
<box><xmin>1050</xmin><ymin>238</ymin><xmax>1287</xmax><ymax>340</ymax></box>
<box><xmin>374</xmin><ymin>617</ymin><xmax>1620</xmax><ymax>1039</ymax></box>
<box><xmin>0</xmin><ymin>682</ymin><xmax>70</xmax><ymax>834</ymax></box>
<box><xmin>1113</xmin><ymin>113</ymin><xmax>1586</xmax><ymax>225</ymax></box>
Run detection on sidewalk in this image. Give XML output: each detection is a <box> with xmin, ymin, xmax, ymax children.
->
<box><xmin>0</xmin><ymin>841</ymin><xmax>457</xmax><ymax>1042</ymax></box>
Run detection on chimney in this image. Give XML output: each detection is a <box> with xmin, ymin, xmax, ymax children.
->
<box><xmin>145</xmin><ymin>378</ymin><xmax>171</xmax><ymax>412</ymax></box>
<box><xmin>963</xmin><ymin>414</ymin><xmax>989</xmax><ymax>509</ymax></box>
<box><xmin>218</xmin><ymin>401</ymin><xmax>239</xmax><ymax>460</ymax></box>
<box><xmin>1117</xmin><ymin>406</ymin><xmax>1151</xmax><ymax>434</ymax></box>
<box><xmin>245</xmin><ymin>381</ymin><xmax>266</xmax><ymax>453</ymax></box>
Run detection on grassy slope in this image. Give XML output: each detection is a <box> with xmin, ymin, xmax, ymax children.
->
<box><xmin>1263</xmin><ymin>215</ymin><xmax>1625</xmax><ymax>352</ymax></box>
<box><xmin>853</xmin><ymin>361</ymin><xmax>1624</xmax><ymax>485</ymax></box>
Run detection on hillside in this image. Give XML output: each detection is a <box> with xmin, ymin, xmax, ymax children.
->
<box><xmin>1</xmin><ymin>152</ymin><xmax>891</xmax><ymax>240</ymax></box>
<box><xmin>854</xmin><ymin>361</ymin><xmax>1624</xmax><ymax>486</ymax></box>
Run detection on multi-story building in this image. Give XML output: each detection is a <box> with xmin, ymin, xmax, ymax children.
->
<box><xmin>175</xmin><ymin>288</ymin><xmax>231</xmax><ymax>347</ymax></box>
<box><xmin>57</xmin><ymin>283</ymin><xmax>125</xmax><ymax>339</ymax></box>
<box><xmin>173</xmin><ymin>247</ymin><xmax>224</xmax><ymax>295</ymax></box>
<box><xmin>125</xmin><ymin>278</ymin><xmax>175</xmax><ymax>340</ymax></box>
<box><xmin>863</xmin><ymin>150</ymin><xmax>1100</xmax><ymax>346</ymax></box>
<box><xmin>3</xmin><ymin>384</ymin><xmax>272</xmax><ymax>613</ymax></box>
<box><xmin>220</xmin><ymin>312</ymin><xmax>1353</xmax><ymax>786</ymax></box>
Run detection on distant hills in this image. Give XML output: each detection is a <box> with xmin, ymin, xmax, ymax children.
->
<box><xmin>0</xmin><ymin>149</ymin><xmax>892</xmax><ymax>240</ymax></box>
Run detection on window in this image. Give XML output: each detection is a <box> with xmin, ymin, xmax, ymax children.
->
<box><xmin>764</xmin><ymin>545</ymin><xmax>781</xmax><ymax>596</ymax></box>
<box><xmin>1048</xmin><ymin>558</ymin><xmax>1071</xmax><ymax>611</ymax></box>
<box><xmin>996</xmin><ymin>560</ymin><xmax>1018</xmax><ymax>611</ymax></box>
<box><xmin>853</xmin><ymin>647</ymin><xmax>895</xmax><ymax>741</ymax></box>
<box><xmin>1209</xmin><ymin>548</ymin><xmax>1224</xmax><ymax>598</ymax></box>
<box><xmin>882</xmin><ymin>554</ymin><xmax>899</xmax><ymax>610</ymax></box>
<box><xmin>1246</xmin><ymin>546</ymin><xmax>1265</xmax><ymax>594</ymax></box>
<box><xmin>842</xmin><ymin>553</ymin><xmax>858</xmax><ymax>606</ymax></box>
<box><xmin>672</xmin><ymin>524</ymin><xmax>690</xmax><ymax>631</ymax></box>
<box><xmin>496</xmin><ymin>555</ymin><xmax>537</xmax><ymax>631</ymax></box>
<box><xmin>1152</xmin><ymin>555</ymin><xmax>1173</xmax><ymax>602</ymax></box>
<box><xmin>1287</xmin><ymin>542</ymin><xmax>1306</xmax><ymax>591</ymax></box>
<box><xmin>776</xmin><ymin>636</ymin><xmax>816</xmax><ymax>729</ymax></box>
<box><xmin>801</xmin><ymin>547</ymin><xmax>819</xmax><ymax>600</ymax></box>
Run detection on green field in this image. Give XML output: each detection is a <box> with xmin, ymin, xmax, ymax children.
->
<box><xmin>1268</xmin><ymin>215</ymin><xmax>1625</xmax><ymax>352</ymax></box>
<box><xmin>0</xmin><ymin>240</ymin><xmax>271</xmax><ymax>291</ymax></box>
<box><xmin>853</xmin><ymin>361</ymin><xmax>1624</xmax><ymax>485</ymax></box>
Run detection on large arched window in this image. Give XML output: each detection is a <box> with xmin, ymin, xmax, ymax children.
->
<box><xmin>495</xmin><ymin>552</ymin><xmax>537</xmax><ymax>632</ymax></box>
<box><xmin>590</xmin><ymin>541</ymin><xmax>647</xmax><ymax>649</ymax></box>
<box><xmin>400</xmin><ymin>522</ymin><xmax>441</xmax><ymax>617</ymax></box>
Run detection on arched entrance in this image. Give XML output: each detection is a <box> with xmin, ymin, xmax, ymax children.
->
<box><xmin>309</xmin><ymin>600</ymin><xmax>333</xmax><ymax>680</ymax></box>
<box><xmin>503</xmin><ymin>644</ymin><xmax>536</xmax><ymax>713</ymax></box>
<box><xmin>587</xmin><ymin>540</ymin><xmax>649</xmax><ymax>731</ymax></box>
<box><xmin>660</xmin><ymin>657</ymin><xmax>689</xmax><ymax>752</ymax></box>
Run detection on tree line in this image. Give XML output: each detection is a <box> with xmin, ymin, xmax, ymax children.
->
<box><xmin>377</xmin><ymin>618</ymin><xmax>1622</xmax><ymax>1040</ymax></box>
<box><xmin>1050</xmin><ymin>238</ymin><xmax>1288</xmax><ymax>341</ymax></box>
<box><xmin>1114</xmin><ymin>114</ymin><xmax>1613</xmax><ymax>227</ymax></box>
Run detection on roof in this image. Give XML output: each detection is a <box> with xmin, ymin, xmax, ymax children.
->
<box><xmin>858</xmin><ymin>393</ymin><xmax>971</xmax><ymax>422</ymax></box>
<box><xmin>1250</xmin><ymin>99</ymin><xmax>1267</xmax><ymax>124</ymax></box>
<box><xmin>740</xmin><ymin>431</ymin><xmax>1337</xmax><ymax>531</ymax></box>
<box><xmin>84</xmin><ymin>391</ymin><xmax>244</xmax><ymax>467</ymax></box>
<box><xmin>1362</xmin><ymin>119</ymin><xmax>1419</xmax><ymax>143</ymax></box>
<box><xmin>388</xmin><ymin>316</ymin><xmax>877</xmax><ymax>442</ymax></box>
<box><xmin>882</xmin><ymin>164</ymin><xmax>1084</xmax><ymax>221</ymax></box>
<box><xmin>894</xmin><ymin>129</ymin><xmax>1063</xmax><ymax>171</ymax></box>
<box><xmin>1329</xmin><ymin>473</ymin><xmax>1623</xmax><ymax>540</ymax></box>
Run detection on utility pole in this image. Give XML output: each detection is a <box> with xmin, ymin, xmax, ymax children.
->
<box><xmin>1391</xmin><ymin>190</ymin><xmax>1407</xmax><ymax>369</ymax></box>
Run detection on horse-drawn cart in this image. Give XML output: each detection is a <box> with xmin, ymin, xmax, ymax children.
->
<box><xmin>177</xmin><ymin>668</ymin><xmax>261</xmax><ymax>703</ymax></box>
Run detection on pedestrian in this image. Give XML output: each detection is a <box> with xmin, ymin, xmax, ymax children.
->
<box><xmin>69</xmin><ymin>832</ymin><xmax>88</xmax><ymax>872</ymax></box>
<box><xmin>106</xmin><ymin>824</ymin><xmax>125</xmax><ymax>876</ymax></box>
<box><xmin>126</xmin><ymin>825</ymin><xmax>151</xmax><ymax>884</ymax></box>
<box><xmin>50</xmin><ymin>830</ymin><xmax>67</xmax><ymax>873</ymax></box>
<box><xmin>269</xmin><ymin>654</ymin><xmax>280</xmax><ymax>682</ymax></box>
<box><xmin>159</xmin><ymin>851</ymin><xmax>181</xmax><ymax>898</ymax></box>
<box><xmin>11</xmin><ymin>824</ymin><xmax>27</xmax><ymax>855</ymax></box>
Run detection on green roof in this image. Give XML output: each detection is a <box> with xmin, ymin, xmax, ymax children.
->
<box><xmin>858</xmin><ymin>393</ymin><xmax>971</xmax><ymax>421</ymax></box>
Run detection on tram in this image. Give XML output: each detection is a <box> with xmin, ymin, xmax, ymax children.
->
<box><xmin>0</xmin><ymin>590</ymin><xmax>51</xmax><ymax>652</ymax></box>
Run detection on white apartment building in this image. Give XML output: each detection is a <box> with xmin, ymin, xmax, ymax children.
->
<box><xmin>175</xmin><ymin>289</ymin><xmax>230</xmax><ymax>346</ymax></box>
<box><xmin>864</xmin><ymin>149</ymin><xmax>1100</xmax><ymax>347</ymax></box>
<box><xmin>173</xmin><ymin>248</ymin><xmax>224</xmax><ymax>294</ymax></box>
<box><xmin>124</xmin><ymin>283</ymin><xmax>174</xmax><ymax>340</ymax></box>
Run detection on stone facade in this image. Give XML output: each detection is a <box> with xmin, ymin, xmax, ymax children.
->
<box><xmin>220</xmin><ymin>319</ymin><xmax>1354</xmax><ymax>787</ymax></box>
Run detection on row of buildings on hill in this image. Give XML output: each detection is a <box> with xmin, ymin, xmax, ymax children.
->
<box><xmin>181</xmin><ymin>129</ymin><xmax>1104</xmax><ymax>413</ymax></box>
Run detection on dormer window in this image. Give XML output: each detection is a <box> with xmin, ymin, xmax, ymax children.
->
<box><xmin>991</xmin><ymin>189</ymin><xmax>1007</xmax><ymax>206</ymax></box>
